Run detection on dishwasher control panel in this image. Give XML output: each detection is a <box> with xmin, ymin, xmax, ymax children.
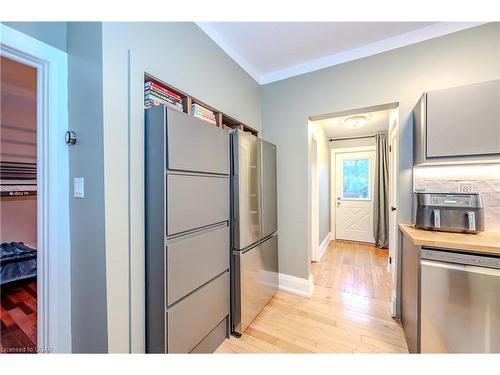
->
<box><xmin>421</xmin><ymin>248</ymin><xmax>500</xmax><ymax>270</ymax></box>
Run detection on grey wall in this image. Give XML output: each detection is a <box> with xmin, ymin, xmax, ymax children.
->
<box><xmin>100</xmin><ymin>22</ymin><xmax>262</xmax><ymax>352</ymax></box>
<box><xmin>2</xmin><ymin>22</ymin><xmax>67</xmax><ymax>51</ymax></box>
<box><xmin>67</xmin><ymin>22</ymin><xmax>107</xmax><ymax>353</ymax></box>
<box><xmin>262</xmin><ymin>23</ymin><xmax>500</xmax><ymax>280</ymax></box>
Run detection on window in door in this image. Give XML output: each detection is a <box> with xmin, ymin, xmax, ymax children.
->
<box><xmin>342</xmin><ymin>158</ymin><xmax>370</xmax><ymax>200</ymax></box>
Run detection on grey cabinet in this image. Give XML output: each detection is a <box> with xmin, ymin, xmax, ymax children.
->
<box><xmin>413</xmin><ymin>80</ymin><xmax>500</xmax><ymax>165</ymax></box>
<box><xmin>167</xmin><ymin>174</ymin><xmax>229</xmax><ymax>236</ymax></box>
<box><xmin>400</xmin><ymin>231</ymin><xmax>420</xmax><ymax>353</ymax></box>
<box><xmin>166</xmin><ymin>108</ymin><xmax>230</xmax><ymax>174</ymax></box>
<box><xmin>167</xmin><ymin>224</ymin><xmax>229</xmax><ymax>305</ymax></box>
<box><xmin>145</xmin><ymin>106</ymin><xmax>230</xmax><ymax>353</ymax></box>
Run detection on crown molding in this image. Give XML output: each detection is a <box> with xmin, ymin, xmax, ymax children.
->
<box><xmin>260</xmin><ymin>22</ymin><xmax>486</xmax><ymax>84</ymax></box>
<box><xmin>197</xmin><ymin>22</ymin><xmax>487</xmax><ymax>86</ymax></box>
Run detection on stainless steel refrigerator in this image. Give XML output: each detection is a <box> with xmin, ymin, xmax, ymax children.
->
<box><xmin>230</xmin><ymin>130</ymin><xmax>279</xmax><ymax>336</ymax></box>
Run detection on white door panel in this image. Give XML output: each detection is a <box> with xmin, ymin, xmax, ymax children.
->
<box><xmin>335</xmin><ymin>151</ymin><xmax>375</xmax><ymax>243</ymax></box>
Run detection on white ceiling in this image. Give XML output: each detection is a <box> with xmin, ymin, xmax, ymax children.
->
<box><xmin>313</xmin><ymin>109</ymin><xmax>390</xmax><ymax>139</ymax></box>
<box><xmin>196</xmin><ymin>22</ymin><xmax>485</xmax><ymax>84</ymax></box>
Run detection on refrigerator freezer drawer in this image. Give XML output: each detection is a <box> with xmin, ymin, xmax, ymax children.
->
<box><xmin>167</xmin><ymin>173</ymin><xmax>229</xmax><ymax>236</ymax></box>
<box><xmin>167</xmin><ymin>224</ymin><xmax>229</xmax><ymax>305</ymax></box>
<box><xmin>166</xmin><ymin>108</ymin><xmax>230</xmax><ymax>175</ymax></box>
<box><xmin>168</xmin><ymin>271</ymin><xmax>229</xmax><ymax>353</ymax></box>
<box><xmin>232</xmin><ymin>234</ymin><xmax>279</xmax><ymax>335</ymax></box>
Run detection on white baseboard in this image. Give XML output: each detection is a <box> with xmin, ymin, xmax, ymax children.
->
<box><xmin>317</xmin><ymin>232</ymin><xmax>331</xmax><ymax>262</ymax></box>
<box><xmin>279</xmin><ymin>273</ymin><xmax>314</xmax><ymax>298</ymax></box>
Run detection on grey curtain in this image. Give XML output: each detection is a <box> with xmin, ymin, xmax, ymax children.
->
<box><xmin>373</xmin><ymin>133</ymin><xmax>389</xmax><ymax>248</ymax></box>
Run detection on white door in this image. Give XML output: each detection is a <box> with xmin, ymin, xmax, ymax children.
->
<box><xmin>335</xmin><ymin>151</ymin><xmax>375</xmax><ymax>243</ymax></box>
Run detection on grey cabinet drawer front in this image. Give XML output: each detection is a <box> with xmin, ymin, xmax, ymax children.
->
<box><xmin>168</xmin><ymin>272</ymin><xmax>229</xmax><ymax>353</ymax></box>
<box><xmin>167</xmin><ymin>225</ymin><xmax>229</xmax><ymax>305</ymax></box>
<box><xmin>166</xmin><ymin>109</ymin><xmax>230</xmax><ymax>175</ymax></box>
<box><xmin>167</xmin><ymin>174</ymin><xmax>229</xmax><ymax>236</ymax></box>
<box><xmin>190</xmin><ymin>317</ymin><xmax>228</xmax><ymax>353</ymax></box>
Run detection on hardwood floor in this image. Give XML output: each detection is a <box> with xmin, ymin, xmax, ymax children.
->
<box><xmin>215</xmin><ymin>240</ymin><xmax>408</xmax><ymax>353</ymax></box>
<box><xmin>0</xmin><ymin>280</ymin><xmax>37</xmax><ymax>354</ymax></box>
<box><xmin>312</xmin><ymin>240</ymin><xmax>393</xmax><ymax>302</ymax></box>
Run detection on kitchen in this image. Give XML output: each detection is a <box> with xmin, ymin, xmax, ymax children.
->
<box><xmin>399</xmin><ymin>80</ymin><xmax>500</xmax><ymax>353</ymax></box>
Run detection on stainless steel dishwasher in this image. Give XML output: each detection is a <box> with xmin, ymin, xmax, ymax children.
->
<box><xmin>420</xmin><ymin>248</ymin><xmax>500</xmax><ymax>353</ymax></box>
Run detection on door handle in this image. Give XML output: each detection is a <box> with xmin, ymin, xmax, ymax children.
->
<box><xmin>391</xmin><ymin>206</ymin><xmax>397</xmax><ymax>211</ymax></box>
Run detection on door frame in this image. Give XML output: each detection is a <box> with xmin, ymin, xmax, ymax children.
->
<box><xmin>309</xmin><ymin>135</ymin><xmax>320</xmax><ymax>262</ymax></box>
<box><xmin>388</xmin><ymin>109</ymin><xmax>400</xmax><ymax>317</ymax></box>
<box><xmin>1</xmin><ymin>24</ymin><xmax>71</xmax><ymax>353</ymax></box>
<box><xmin>330</xmin><ymin>145</ymin><xmax>376</xmax><ymax>242</ymax></box>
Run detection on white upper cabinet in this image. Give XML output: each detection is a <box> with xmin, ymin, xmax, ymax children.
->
<box><xmin>413</xmin><ymin>80</ymin><xmax>500</xmax><ymax>165</ymax></box>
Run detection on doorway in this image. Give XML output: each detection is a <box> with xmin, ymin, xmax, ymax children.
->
<box><xmin>0</xmin><ymin>56</ymin><xmax>38</xmax><ymax>353</ymax></box>
<box><xmin>0</xmin><ymin>24</ymin><xmax>71</xmax><ymax>353</ymax></box>
<box><xmin>334</xmin><ymin>149</ymin><xmax>375</xmax><ymax>243</ymax></box>
<box><xmin>309</xmin><ymin>103</ymin><xmax>400</xmax><ymax>311</ymax></box>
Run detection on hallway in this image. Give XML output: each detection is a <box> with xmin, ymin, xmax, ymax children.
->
<box><xmin>215</xmin><ymin>240</ymin><xmax>408</xmax><ymax>353</ymax></box>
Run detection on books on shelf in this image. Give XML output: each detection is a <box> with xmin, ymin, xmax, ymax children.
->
<box><xmin>144</xmin><ymin>81</ymin><xmax>183</xmax><ymax>111</ymax></box>
<box><xmin>191</xmin><ymin>103</ymin><xmax>217</xmax><ymax>125</ymax></box>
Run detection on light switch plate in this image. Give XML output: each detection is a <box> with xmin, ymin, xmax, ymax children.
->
<box><xmin>74</xmin><ymin>177</ymin><xmax>85</xmax><ymax>198</ymax></box>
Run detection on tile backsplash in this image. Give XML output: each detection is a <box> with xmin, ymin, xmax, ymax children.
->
<box><xmin>413</xmin><ymin>164</ymin><xmax>500</xmax><ymax>230</ymax></box>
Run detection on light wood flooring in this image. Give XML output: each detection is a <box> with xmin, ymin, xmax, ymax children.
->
<box><xmin>215</xmin><ymin>240</ymin><xmax>408</xmax><ymax>353</ymax></box>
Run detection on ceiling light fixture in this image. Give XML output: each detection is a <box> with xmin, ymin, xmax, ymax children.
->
<box><xmin>342</xmin><ymin>115</ymin><xmax>369</xmax><ymax>129</ymax></box>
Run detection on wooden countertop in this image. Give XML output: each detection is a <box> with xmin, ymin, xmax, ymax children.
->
<box><xmin>399</xmin><ymin>224</ymin><xmax>500</xmax><ymax>256</ymax></box>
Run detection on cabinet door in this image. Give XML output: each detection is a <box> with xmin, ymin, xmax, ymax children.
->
<box><xmin>167</xmin><ymin>224</ymin><xmax>229</xmax><ymax>305</ymax></box>
<box><xmin>401</xmin><ymin>233</ymin><xmax>420</xmax><ymax>353</ymax></box>
<box><xmin>426</xmin><ymin>80</ymin><xmax>500</xmax><ymax>158</ymax></box>
<box><xmin>167</xmin><ymin>272</ymin><xmax>229</xmax><ymax>353</ymax></box>
<box><xmin>166</xmin><ymin>108</ymin><xmax>230</xmax><ymax>175</ymax></box>
<box><xmin>167</xmin><ymin>174</ymin><xmax>229</xmax><ymax>236</ymax></box>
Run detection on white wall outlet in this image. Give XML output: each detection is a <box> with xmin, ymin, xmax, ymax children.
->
<box><xmin>458</xmin><ymin>182</ymin><xmax>474</xmax><ymax>193</ymax></box>
<box><xmin>74</xmin><ymin>177</ymin><xmax>85</xmax><ymax>198</ymax></box>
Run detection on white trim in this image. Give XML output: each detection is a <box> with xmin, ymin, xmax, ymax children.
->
<box><xmin>309</xmin><ymin>133</ymin><xmax>320</xmax><ymax>263</ymax></box>
<box><xmin>316</xmin><ymin>232</ymin><xmax>331</xmax><ymax>262</ymax></box>
<box><xmin>260</xmin><ymin>22</ymin><xmax>485</xmax><ymax>84</ymax></box>
<box><xmin>279</xmin><ymin>273</ymin><xmax>314</xmax><ymax>299</ymax></box>
<box><xmin>197</xmin><ymin>22</ymin><xmax>486</xmax><ymax>85</ymax></box>
<box><xmin>1</xmin><ymin>24</ymin><xmax>71</xmax><ymax>353</ymax></box>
